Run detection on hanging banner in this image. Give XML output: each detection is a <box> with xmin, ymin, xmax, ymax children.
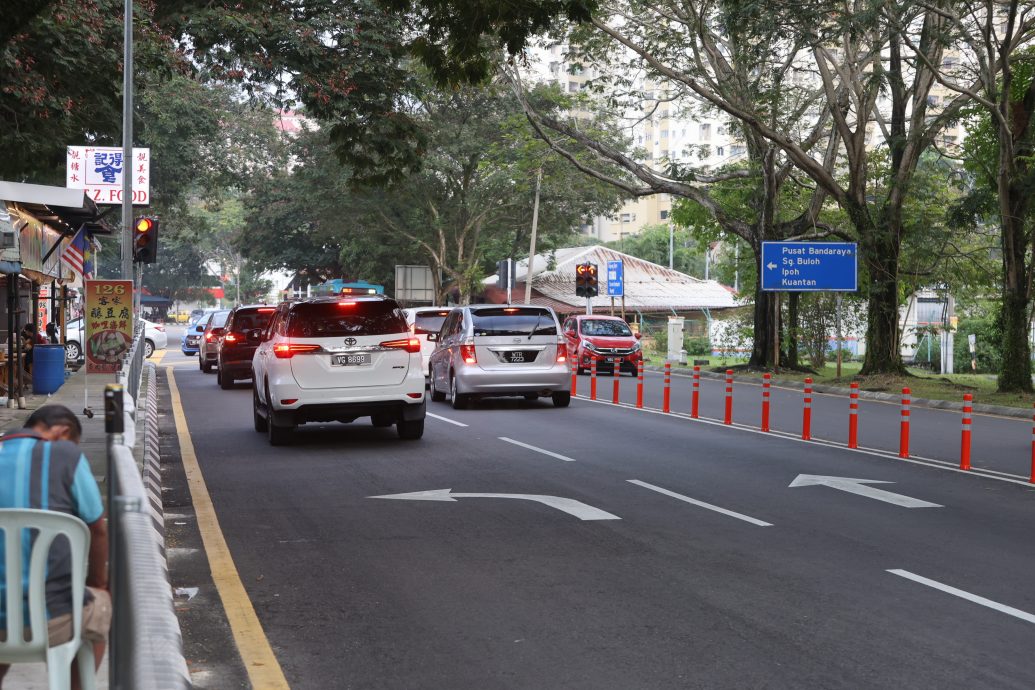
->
<box><xmin>84</xmin><ymin>279</ymin><xmax>134</xmax><ymax>374</ymax></box>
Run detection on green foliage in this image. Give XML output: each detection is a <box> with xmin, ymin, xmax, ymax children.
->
<box><xmin>604</xmin><ymin>224</ymin><xmax>706</xmax><ymax>277</ymax></box>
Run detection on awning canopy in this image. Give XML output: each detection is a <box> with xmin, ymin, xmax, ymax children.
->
<box><xmin>0</xmin><ymin>181</ymin><xmax>115</xmax><ymax>236</ymax></box>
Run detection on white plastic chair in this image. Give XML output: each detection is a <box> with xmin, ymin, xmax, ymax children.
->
<box><xmin>0</xmin><ymin>508</ymin><xmax>95</xmax><ymax>690</ymax></box>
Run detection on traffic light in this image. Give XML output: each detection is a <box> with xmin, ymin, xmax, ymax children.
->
<box><xmin>575</xmin><ymin>262</ymin><xmax>599</xmax><ymax>297</ymax></box>
<box><xmin>133</xmin><ymin>216</ymin><xmax>158</xmax><ymax>263</ymax></box>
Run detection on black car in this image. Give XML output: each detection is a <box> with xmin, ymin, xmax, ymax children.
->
<box><xmin>216</xmin><ymin>305</ymin><xmax>277</xmax><ymax>389</ymax></box>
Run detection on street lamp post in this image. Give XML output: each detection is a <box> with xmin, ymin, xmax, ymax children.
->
<box><xmin>120</xmin><ymin>0</ymin><xmax>133</xmax><ymax>281</ymax></box>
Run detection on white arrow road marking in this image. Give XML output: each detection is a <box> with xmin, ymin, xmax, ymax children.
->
<box><xmin>498</xmin><ymin>437</ymin><xmax>575</xmax><ymax>462</ymax></box>
<box><xmin>888</xmin><ymin>570</ymin><xmax>1035</xmax><ymax>625</ymax></box>
<box><xmin>369</xmin><ymin>489</ymin><xmax>620</xmax><ymax>521</ymax></box>
<box><xmin>427</xmin><ymin>413</ymin><xmax>468</xmax><ymax>427</ymax></box>
<box><xmin>628</xmin><ymin>480</ymin><xmax>773</xmax><ymax>527</ymax></box>
<box><xmin>766</xmin><ymin>262</ymin><xmax>777</xmax><ymax>270</ymax></box>
<box><xmin>789</xmin><ymin>474</ymin><xmax>942</xmax><ymax>508</ymax></box>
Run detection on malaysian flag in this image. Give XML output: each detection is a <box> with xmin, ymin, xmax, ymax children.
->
<box><xmin>61</xmin><ymin>226</ymin><xmax>89</xmax><ymax>279</ymax></box>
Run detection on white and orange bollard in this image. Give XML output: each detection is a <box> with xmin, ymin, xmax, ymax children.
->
<box><xmin>899</xmin><ymin>387</ymin><xmax>911</xmax><ymax>458</ymax></box>
<box><xmin>590</xmin><ymin>359</ymin><xmax>598</xmax><ymax>401</ymax></box>
<box><xmin>724</xmin><ymin>369</ymin><xmax>733</xmax><ymax>425</ymax></box>
<box><xmin>848</xmin><ymin>381</ymin><xmax>859</xmax><ymax>449</ymax></box>
<box><xmin>571</xmin><ymin>366</ymin><xmax>578</xmax><ymax>397</ymax></box>
<box><xmin>663</xmin><ymin>362</ymin><xmax>672</xmax><ymax>413</ymax></box>
<box><xmin>636</xmin><ymin>359</ymin><xmax>644</xmax><ymax>409</ymax></box>
<box><xmin>761</xmin><ymin>373</ymin><xmax>771</xmax><ymax>432</ymax></box>
<box><xmin>612</xmin><ymin>363</ymin><xmax>621</xmax><ymax>404</ymax></box>
<box><xmin>691</xmin><ymin>365</ymin><xmax>700</xmax><ymax>418</ymax></box>
<box><xmin>960</xmin><ymin>393</ymin><xmax>972</xmax><ymax>470</ymax></box>
<box><xmin>802</xmin><ymin>377</ymin><xmax>813</xmax><ymax>440</ymax></box>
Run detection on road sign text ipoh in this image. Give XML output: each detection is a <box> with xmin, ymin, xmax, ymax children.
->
<box><xmin>761</xmin><ymin>242</ymin><xmax>858</xmax><ymax>291</ymax></box>
<box><xmin>607</xmin><ymin>260</ymin><xmax>624</xmax><ymax>297</ymax></box>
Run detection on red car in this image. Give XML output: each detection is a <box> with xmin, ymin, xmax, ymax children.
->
<box><xmin>215</xmin><ymin>304</ymin><xmax>277</xmax><ymax>389</ymax></box>
<box><xmin>562</xmin><ymin>315</ymin><xmax>643</xmax><ymax>375</ymax></box>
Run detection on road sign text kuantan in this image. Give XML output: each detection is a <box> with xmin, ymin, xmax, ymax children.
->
<box><xmin>575</xmin><ymin>263</ymin><xmax>599</xmax><ymax>298</ymax></box>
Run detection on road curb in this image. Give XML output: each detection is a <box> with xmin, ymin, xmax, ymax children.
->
<box><xmin>644</xmin><ymin>364</ymin><xmax>1034</xmax><ymax>419</ymax></box>
<box><xmin>141</xmin><ymin>363</ymin><xmax>167</xmax><ymax>560</ymax></box>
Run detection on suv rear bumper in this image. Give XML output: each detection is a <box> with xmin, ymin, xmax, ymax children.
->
<box><xmin>272</xmin><ymin>398</ymin><xmax>426</xmax><ymax>425</ymax></box>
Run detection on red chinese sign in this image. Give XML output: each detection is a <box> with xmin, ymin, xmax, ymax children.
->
<box><xmin>84</xmin><ymin>280</ymin><xmax>134</xmax><ymax>374</ymax></box>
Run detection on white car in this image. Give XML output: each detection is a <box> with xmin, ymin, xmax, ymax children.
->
<box><xmin>402</xmin><ymin>306</ymin><xmax>451</xmax><ymax>382</ymax></box>
<box><xmin>251</xmin><ymin>296</ymin><xmax>426</xmax><ymax>445</ymax></box>
<box><xmin>64</xmin><ymin>317</ymin><xmax>168</xmax><ymax>361</ymax></box>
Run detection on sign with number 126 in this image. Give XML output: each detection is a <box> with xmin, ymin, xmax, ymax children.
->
<box><xmin>84</xmin><ymin>280</ymin><xmax>134</xmax><ymax>374</ymax></box>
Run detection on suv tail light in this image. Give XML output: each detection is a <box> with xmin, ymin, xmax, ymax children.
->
<box><xmin>223</xmin><ymin>332</ymin><xmax>240</xmax><ymax>346</ymax></box>
<box><xmin>380</xmin><ymin>338</ymin><xmax>421</xmax><ymax>353</ymax></box>
<box><xmin>273</xmin><ymin>343</ymin><xmax>321</xmax><ymax>358</ymax></box>
<box><xmin>460</xmin><ymin>344</ymin><xmax>477</xmax><ymax>364</ymax></box>
<box><xmin>556</xmin><ymin>344</ymin><xmax>567</xmax><ymax>364</ymax></box>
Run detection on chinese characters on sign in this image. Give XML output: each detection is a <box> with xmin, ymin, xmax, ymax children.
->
<box><xmin>84</xmin><ymin>280</ymin><xmax>134</xmax><ymax>374</ymax></box>
<box><xmin>66</xmin><ymin>146</ymin><xmax>150</xmax><ymax>205</ymax></box>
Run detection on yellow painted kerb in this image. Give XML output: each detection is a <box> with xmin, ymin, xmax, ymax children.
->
<box><xmin>166</xmin><ymin>367</ymin><xmax>291</xmax><ymax>689</ymax></box>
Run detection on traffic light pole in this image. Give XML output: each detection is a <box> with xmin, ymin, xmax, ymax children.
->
<box><xmin>586</xmin><ymin>296</ymin><xmax>592</xmax><ymax>315</ymax></box>
<box><xmin>120</xmin><ymin>0</ymin><xmax>134</xmax><ymax>281</ymax></box>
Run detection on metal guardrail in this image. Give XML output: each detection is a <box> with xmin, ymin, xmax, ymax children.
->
<box><xmin>117</xmin><ymin>324</ymin><xmax>146</xmax><ymax>403</ymax></box>
<box><xmin>106</xmin><ymin>366</ymin><xmax>191</xmax><ymax>689</ymax></box>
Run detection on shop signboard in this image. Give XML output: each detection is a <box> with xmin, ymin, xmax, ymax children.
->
<box><xmin>84</xmin><ymin>280</ymin><xmax>133</xmax><ymax>374</ymax></box>
<box><xmin>66</xmin><ymin>146</ymin><xmax>150</xmax><ymax>205</ymax></box>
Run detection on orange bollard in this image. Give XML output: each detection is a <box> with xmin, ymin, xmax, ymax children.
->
<box><xmin>636</xmin><ymin>359</ymin><xmax>644</xmax><ymax>409</ymax></box>
<box><xmin>590</xmin><ymin>359</ymin><xmax>598</xmax><ymax>401</ymax></box>
<box><xmin>663</xmin><ymin>362</ymin><xmax>672</xmax><ymax>413</ymax></box>
<box><xmin>571</xmin><ymin>367</ymin><xmax>578</xmax><ymax>397</ymax></box>
<box><xmin>612</xmin><ymin>363</ymin><xmax>621</xmax><ymax>404</ymax></box>
<box><xmin>802</xmin><ymin>377</ymin><xmax>812</xmax><ymax>440</ymax></box>
<box><xmin>960</xmin><ymin>393</ymin><xmax>972</xmax><ymax>470</ymax></box>
<box><xmin>724</xmin><ymin>369</ymin><xmax>733</xmax><ymax>425</ymax></box>
<box><xmin>848</xmin><ymin>382</ymin><xmax>859</xmax><ymax>449</ymax></box>
<box><xmin>761</xmin><ymin>373</ymin><xmax>771</xmax><ymax>432</ymax></box>
<box><xmin>899</xmin><ymin>387</ymin><xmax>911</xmax><ymax>458</ymax></box>
<box><xmin>691</xmin><ymin>365</ymin><xmax>700</xmax><ymax>418</ymax></box>
<box><xmin>1030</xmin><ymin>403</ymin><xmax>1035</xmax><ymax>483</ymax></box>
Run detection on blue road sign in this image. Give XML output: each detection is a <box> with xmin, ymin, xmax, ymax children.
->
<box><xmin>607</xmin><ymin>260</ymin><xmax>624</xmax><ymax>297</ymax></box>
<box><xmin>761</xmin><ymin>242</ymin><xmax>858</xmax><ymax>291</ymax></box>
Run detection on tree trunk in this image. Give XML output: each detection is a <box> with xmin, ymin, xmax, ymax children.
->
<box><xmin>997</xmin><ymin>192</ymin><xmax>1033</xmax><ymax>392</ymax></box>
<box><xmin>859</xmin><ymin>218</ymin><xmax>905</xmax><ymax>375</ymax></box>
<box><xmin>748</xmin><ymin>284</ymin><xmax>776</xmax><ymax>368</ymax></box>
<box><xmin>784</xmin><ymin>292</ymin><xmax>800</xmax><ymax>369</ymax></box>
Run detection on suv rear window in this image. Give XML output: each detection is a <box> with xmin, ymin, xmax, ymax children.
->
<box><xmin>471</xmin><ymin>308</ymin><xmax>556</xmax><ymax>337</ymax></box>
<box><xmin>287</xmin><ymin>300</ymin><xmax>407</xmax><ymax>337</ymax></box>
<box><xmin>413</xmin><ymin>311</ymin><xmax>450</xmax><ymax>335</ymax></box>
<box><xmin>580</xmin><ymin>319</ymin><xmax>632</xmax><ymax>337</ymax></box>
<box><xmin>231</xmin><ymin>308</ymin><xmax>276</xmax><ymax>332</ymax></box>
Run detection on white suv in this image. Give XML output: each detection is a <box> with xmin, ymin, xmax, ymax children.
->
<box><xmin>252</xmin><ymin>296</ymin><xmax>426</xmax><ymax>445</ymax></box>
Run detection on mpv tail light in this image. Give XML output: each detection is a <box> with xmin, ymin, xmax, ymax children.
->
<box><xmin>380</xmin><ymin>338</ymin><xmax>421</xmax><ymax>354</ymax></box>
<box><xmin>460</xmin><ymin>344</ymin><xmax>477</xmax><ymax>364</ymax></box>
<box><xmin>223</xmin><ymin>333</ymin><xmax>240</xmax><ymax>346</ymax></box>
<box><xmin>273</xmin><ymin>343</ymin><xmax>321</xmax><ymax>359</ymax></box>
<box><xmin>556</xmin><ymin>344</ymin><xmax>567</xmax><ymax>364</ymax></box>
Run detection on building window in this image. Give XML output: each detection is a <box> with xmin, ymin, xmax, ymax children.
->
<box><xmin>568</xmin><ymin>81</ymin><xmax>579</xmax><ymax>93</ymax></box>
<box><xmin>660</xmin><ymin>210</ymin><xmax>669</xmax><ymax>220</ymax></box>
<box><xmin>730</xmin><ymin>144</ymin><xmax>745</xmax><ymax>156</ymax></box>
<box><xmin>716</xmin><ymin>146</ymin><xmax>725</xmax><ymax>156</ymax></box>
<box><xmin>699</xmin><ymin>123</ymin><xmax>711</xmax><ymax>140</ymax></box>
<box><xmin>661</xmin><ymin>130</ymin><xmax>669</xmax><ymax>138</ymax></box>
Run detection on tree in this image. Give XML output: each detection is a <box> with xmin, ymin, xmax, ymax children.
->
<box><xmin>906</xmin><ymin>5</ymin><xmax>1035</xmax><ymax>392</ymax></box>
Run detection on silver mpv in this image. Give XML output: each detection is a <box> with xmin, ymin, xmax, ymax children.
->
<box><xmin>428</xmin><ymin>305</ymin><xmax>572</xmax><ymax>409</ymax></box>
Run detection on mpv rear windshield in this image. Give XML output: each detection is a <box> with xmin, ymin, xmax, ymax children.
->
<box><xmin>580</xmin><ymin>319</ymin><xmax>632</xmax><ymax>337</ymax></box>
<box><xmin>471</xmin><ymin>308</ymin><xmax>556</xmax><ymax>337</ymax></box>
<box><xmin>413</xmin><ymin>311</ymin><xmax>450</xmax><ymax>335</ymax></box>
<box><xmin>288</xmin><ymin>301</ymin><xmax>407</xmax><ymax>337</ymax></box>
<box><xmin>231</xmin><ymin>308</ymin><xmax>276</xmax><ymax>332</ymax></box>
<box><xmin>210</xmin><ymin>311</ymin><xmax>230</xmax><ymax>328</ymax></box>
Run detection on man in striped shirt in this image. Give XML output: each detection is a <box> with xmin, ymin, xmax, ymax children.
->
<box><xmin>0</xmin><ymin>405</ymin><xmax>110</xmax><ymax>690</ymax></box>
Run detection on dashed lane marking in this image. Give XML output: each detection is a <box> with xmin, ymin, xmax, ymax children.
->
<box><xmin>498</xmin><ymin>436</ymin><xmax>576</xmax><ymax>462</ymax></box>
<box><xmin>167</xmin><ymin>367</ymin><xmax>291</xmax><ymax>689</ymax></box>
<box><xmin>628</xmin><ymin>479</ymin><xmax>773</xmax><ymax>527</ymax></box>
<box><xmin>888</xmin><ymin>569</ymin><xmax>1035</xmax><ymax>625</ymax></box>
<box><xmin>427</xmin><ymin>413</ymin><xmax>468</xmax><ymax>427</ymax></box>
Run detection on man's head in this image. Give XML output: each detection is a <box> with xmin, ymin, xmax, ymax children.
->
<box><xmin>24</xmin><ymin>405</ymin><xmax>82</xmax><ymax>443</ymax></box>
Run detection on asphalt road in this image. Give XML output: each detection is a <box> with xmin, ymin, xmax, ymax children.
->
<box><xmin>165</xmin><ymin>349</ymin><xmax>1035</xmax><ymax>689</ymax></box>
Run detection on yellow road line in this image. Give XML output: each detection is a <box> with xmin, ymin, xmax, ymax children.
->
<box><xmin>166</xmin><ymin>367</ymin><xmax>290</xmax><ymax>689</ymax></box>
<box><xmin>150</xmin><ymin>349</ymin><xmax>168</xmax><ymax>364</ymax></box>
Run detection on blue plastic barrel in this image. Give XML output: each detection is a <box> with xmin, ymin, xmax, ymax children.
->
<box><xmin>32</xmin><ymin>345</ymin><xmax>66</xmax><ymax>395</ymax></box>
